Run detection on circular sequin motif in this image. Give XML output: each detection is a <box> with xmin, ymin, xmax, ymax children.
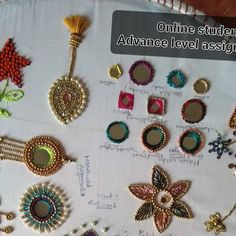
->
<box><xmin>106</xmin><ymin>121</ymin><xmax>129</xmax><ymax>143</ymax></box>
<box><xmin>179</xmin><ymin>129</ymin><xmax>205</xmax><ymax>155</ymax></box>
<box><xmin>129</xmin><ymin>60</ymin><xmax>154</xmax><ymax>86</ymax></box>
<box><xmin>24</xmin><ymin>136</ymin><xmax>67</xmax><ymax>176</ymax></box>
<box><xmin>182</xmin><ymin>99</ymin><xmax>206</xmax><ymax>123</ymax></box>
<box><xmin>19</xmin><ymin>183</ymin><xmax>69</xmax><ymax>233</ymax></box>
<box><xmin>142</xmin><ymin>123</ymin><xmax>169</xmax><ymax>152</ymax></box>
<box><xmin>167</xmin><ymin>70</ymin><xmax>186</xmax><ymax>88</ymax></box>
<box><xmin>193</xmin><ymin>79</ymin><xmax>209</xmax><ymax>94</ymax></box>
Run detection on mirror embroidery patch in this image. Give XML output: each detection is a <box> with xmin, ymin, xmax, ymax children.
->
<box><xmin>129</xmin><ymin>60</ymin><xmax>154</xmax><ymax>86</ymax></box>
<box><xmin>147</xmin><ymin>96</ymin><xmax>165</xmax><ymax>115</ymax></box>
<box><xmin>167</xmin><ymin>70</ymin><xmax>186</xmax><ymax>88</ymax></box>
<box><xmin>179</xmin><ymin>129</ymin><xmax>205</xmax><ymax>155</ymax></box>
<box><xmin>141</xmin><ymin>123</ymin><xmax>169</xmax><ymax>152</ymax></box>
<box><xmin>19</xmin><ymin>183</ymin><xmax>69</xmax><ymax>233</ymax></box>
<box><xmin>181</xmin><ymin>98</ymin><xmax>206</xmax><ymax>123</ymax></box>
<box><xmin>0</xmin><ymin>135</ymin><xmax>74</xmax><ymax>176</ymax></box>
<box><xmin>128</xmin><ymin>165</ymin><xmax>193</xmax><ymax>233</ymax></box>
<box><xmin>118</xmin><ymin>91</ymin><xmax>134</xmax><ymax>110</ymax></box>
<box><xmin>106</xmin><ymin>121</ymin><xmax>129</xmax><ymax>143</ymax></box>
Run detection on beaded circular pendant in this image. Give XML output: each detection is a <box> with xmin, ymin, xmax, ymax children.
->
<box><xmin>142</xmin><ymin>123</ymin><xmax>169</xmax><ymax>152</ymax></box>
<box><xmin>19</xmin><ymin>183</ymin><xmax>69</xmax><ymax>233</ymax></box>
<box><xmin>179</xmin><ymin>129</ymin><xmax>205</xmax><ymax>155</ymax></box>
<box><xmin>48</xmin><ymin>76</ymin><xmax>87</xmax><ymax>125</ymax></box>
<box><xmin>182</xmin><ymin>99</ymin><xmax>206</xmax><ymax>123</ymax></box>
<box><xmin>106</xmin><ymin>121</ymin><xmax>129</xmax><ymax>143</ymax></box>
<box><xmin>0</xmin><ymin>135</ymin><xmax>73</xmax><ymax>176</ymax></box>
<box><xmin>23</xmin><ymin>136</ymin><xmax>71</xmax><ymax>176</ymax></box>
<box><xmin>129</xmin><ymin>60</ymin><xmax>154</xmax><ymax>86</ymax></box>
<box><xmin>167</xmin><ymin>70</ymin><xmax>186</xmax><ymax>88</ymax></box>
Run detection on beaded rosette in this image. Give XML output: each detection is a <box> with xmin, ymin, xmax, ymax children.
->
<box><xmin>19</xmin><ymin>183</ymin><xmax>69</xmax><ymax>233</ymax></box>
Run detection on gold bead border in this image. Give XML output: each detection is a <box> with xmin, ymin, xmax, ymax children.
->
<box><xmin>23</xmin><ymin>136</ymin><xmax>65</xmax><ymax>176</ymax></box>
<box><xmin>193</xmin><ymin>78</ymin><xmax>209</xmax><ymax>94</ymax></box>
<box><xmin>141</xmin><ymin>123</ymin><xmax>169</xmax><ymax>152</ymax></box>
<box><xmin>48</xmin><ymin>76</ymin><xmax>87</xmax><ymax>125</ymax></box>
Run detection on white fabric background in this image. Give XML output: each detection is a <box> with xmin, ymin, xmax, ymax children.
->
<box><xmin>0</xmin><ymin>0</ymin><xmax>235</xmax><ymax>235</ymax></box>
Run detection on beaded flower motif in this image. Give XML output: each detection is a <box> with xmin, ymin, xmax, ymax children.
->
<box><xmin>205</xmin><ymin>213</ymin><xmax>226</xmax><ymax>235</ymax></box>
<box><xmin>128</xmin><ymin>165</ymin><xmax>193</xmax><ymax>233</ymax></box>
<box><xmin>0</xmin><ymin>38</ymin><xmax>31</xmax><ymax>117</ymax></box>
<box><xmin>208</xmin><ymin>132</ymin><xmax>233</xmax><ymax>159</ymax></box>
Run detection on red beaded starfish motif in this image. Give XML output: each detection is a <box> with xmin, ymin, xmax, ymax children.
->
<box><xmin>0</xmin><ymin>38</ymin><xmax>31</xmax><ymax>88</ymax></box>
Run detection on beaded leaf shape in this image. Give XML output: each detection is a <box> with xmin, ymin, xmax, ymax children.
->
<box><xmin>49</xmin><ymin>76</ymin><xmax>87</xmax><ymax>124</ymax></box>
<box><xmin>128</xmin><ymin>165</ymin><xmax>193</xmax><ymax>233</ymax></box>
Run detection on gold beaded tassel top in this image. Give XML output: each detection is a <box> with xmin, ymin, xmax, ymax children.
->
<box><xmin>48</xmin><ymin>15</ymin><xmax>90</xmax><ymax>125</ymax></box>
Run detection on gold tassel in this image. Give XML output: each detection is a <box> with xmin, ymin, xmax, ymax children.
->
<box><xmin>63</xmin><ymin>15</ymin><xmax>89</xmax><ymax>35</ymax></box>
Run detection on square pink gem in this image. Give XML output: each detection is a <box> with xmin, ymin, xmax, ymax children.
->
<box><xmin>118</xmin><ymin>91</ymin><xmax>134</xmax><ymax>110</ymax></box>
<box><xmin>148</xmin><ymin>96</ymin><xmax>165</xmax><ymax>115</ymax></box>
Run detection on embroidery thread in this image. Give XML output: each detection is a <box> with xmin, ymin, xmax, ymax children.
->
<box><xmin>128</xmin><ymin>165</ymin><xmax>193</xmax><ymax>233</ymax></box>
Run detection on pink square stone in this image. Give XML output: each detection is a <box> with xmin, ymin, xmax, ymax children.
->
<box><xmin>148</xmin><ymin>96</ymin><xmax>165</xmax><ymax>115</ymax></box>
<box><xmin>118</xmin><ymin>91</ymin><xmax>134</xmax><ymax>110</ymax></box>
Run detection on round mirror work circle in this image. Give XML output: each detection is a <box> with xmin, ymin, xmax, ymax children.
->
<box><xmin>31</xmin><ymin>198</ymin><xmax>54</xmax><ymax>220</ymax></box>
<box><xmin>179</xmin><ymin>129</ymin><xmax>205</xmax><ymax>155</ymax></box>
<box><xmin>167</xmin><ymin>70</ymin><xmax>186</xmax><ymax>88</ymax></box>
<box><xmin>182</xmin><ymin>99</ymin><xmax>206</xmax><ymax>123</ymax></box>
<box><xmin>142</xmin><ymin>123</ymin><xmax>169</xmax><ymax>152</ymax></box>
<box><xmin>32</xmin><ymin>146</ymin><xmax>54</xmax><ymax>168</ymax></box>
<box><xmin>106</xmin><ymin>121</ymin><xmax>129</xmax><ymax>143</ymax></box>
<box><xmin>19</xmin><ymin>183</ymin><xmax>69</xmax><ymax>233</ymax></box>
<box><xmin>24</xmin><ymin>136</ymin><xmax>66</xmax><ymax>176</ymax></box>
<box><xmin>193</xmin><ymin>79</ymin><xmax>209</xmax><ymax>94</ymax></box>
<box><xmin>129</xmin><ymin>60</ymin><xmax>154</xmax><ymax>86</ymax></box>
